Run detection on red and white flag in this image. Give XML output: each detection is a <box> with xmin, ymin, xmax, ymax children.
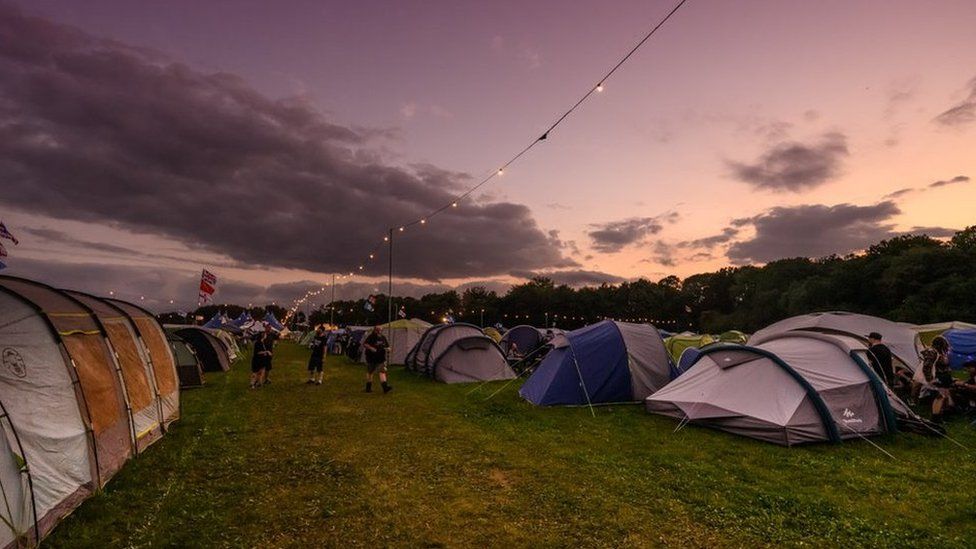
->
<box><xmin>198</xmin><ymin>269</ymin><xmax>218</xmax><ymax>305</ymax></box>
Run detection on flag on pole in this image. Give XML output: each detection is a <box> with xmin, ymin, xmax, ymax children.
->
<box><xmin>397</xmin><ymin>305</ymin><xmax>406</xmax><ymax>319</ymax></box>
<box><xmin>0</xmin><ymin>222</ymin><xmax>18</xmax><ymax>245</ymax></box>
<box><xmin>198</xmin><ymin>269</ymin><xmax>218</xmax><ymax>305</ymax></box>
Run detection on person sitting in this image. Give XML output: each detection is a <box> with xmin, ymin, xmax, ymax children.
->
<box><xmin>918</xmin><ymin>336</ymin><xmax>954</xmax><ymax>423</ymax></box>
<box><xmin>951</xmin><ymin>361</ymin><xmax>976</xmax><ymax>414</ymax></box>
<box><xmin>507</xmin><ymin>340</ymin><xmax>523</xmax><ymax>361</ymax></box>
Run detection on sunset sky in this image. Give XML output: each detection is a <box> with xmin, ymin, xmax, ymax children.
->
<box><xmin>1</xmin><ymin>0</ymin><xmax>974</xmax><ymax>311</ymax></box>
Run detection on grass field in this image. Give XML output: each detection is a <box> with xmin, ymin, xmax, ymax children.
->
<box><xmin>47</xmin><ymin>341</ymin><xmax>976</xmax><ymax>548</ymax></box>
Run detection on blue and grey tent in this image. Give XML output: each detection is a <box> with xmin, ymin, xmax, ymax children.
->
<box><xmin>944</xmin><ymin>328</ymin><xmax>976</xmax><ymax>370</ymax></box>
<box><xmin>500</xmin><ymin>325</ymin><xmax>543</xmax><ymax>355</ymax></box>
<box><xmin>263</xmin><ymin>312</ymin><xmax>285</xmax><ymax>332</ymax></box>
<box><xmin>520</xmin><ymin>320</ymin><xmax>674</xmax><ymax>406</ymax></box>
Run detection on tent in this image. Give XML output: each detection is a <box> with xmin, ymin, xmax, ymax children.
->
<box><xmin>207</xmin><ymin>329</ymin><xmax>240</xmax><ymax>362</ymax></box>
<box><xmin>500</xmin><ymin>325</ymin><xmax>544</xmax><ymax>356</ymax></box>
<box><xmin>718</xmin><ymin>330</ymin><xmax>749</xmax><ymax>344</ymax></box>
<box><xmin>944</xmin><ymin>329</ymin><xmax>976</xmax><ymax>370</ymax></box>
<box><xmin>0</xmin><ymin>276</ymin><xmax>134</xmax><ymax>545</ymax></box>
<box><xmin>749</xmin><ymin>311</ymin><xmax>922</xmax><ymax>371</ymax></box>
<box><xmin>105</xmin><ymin>298</ymin><xmax>180</xmax><ymax>429</ymax></box>
<box><xmin>663</xmin><ymin>333</ymin><xmax>716</xmax><ymax>362</ymax></box>
<box><xmin>647</xmin><ymin>331</ymin><xmax>932</xmax><ymax>445</ymax></box>
<box><xmin>65</xmin><ymin>291</ymin><xmax>165</xmax><ymax>452</ymax></box>
<box><xmin>483</xmin><ymin>326</ymin><xmax>502</xmax><ymax>343</ymax></box>
<box><xmin>165</xmin><ymin>326</ymin><xmax>230</xmax><ymax>372</ymax></box>
<box><xmin>202</xmin><ymin>312</ymin><xmax>228</xmax><ymax>330</ymax></box>
<box><xmin>263</xmin><ymin>312</ymin><xmax>285</xmax><ymax>332</ymax></box>
<box><xmin>167</xmin><ymin>333</ymin><xmax>205</xmax><ymax>388</ymax></box>
<box><xmin>231</xmin><ymin>311</ymin><xmax>252</xmax><ymax>328</ymax></box>
<box><xmin>374</xmin><ymin>318</ymin><xmax>433</xmax><ymax>365</ymax></box>
<box><xmin>520</xmin><ymin>320</ymin><xmax>674</xmax><ymax>406</ymax></box>
<box><xmin>406</xmin><ymin>323</ymin><xmax>485</xmax><ymax>372</ymax></box>
<box><xmin>406</xmin><ymin>324</ymin><xmax>514</xmax><ymax>383</ymax></box>
<box><xmin>912</xmin><ymin>321</ymin><xmax>976</xmax><ymax>346</ymax></box>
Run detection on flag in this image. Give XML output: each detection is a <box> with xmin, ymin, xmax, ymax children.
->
<box><xmin>198</xmin><ymin>269</ymin><xmax>218</xmax><ymax>305</ymax></box>
<box><xmin>364</xmin><ymin>295</ymin><xmax>376</xmax><ymax>312</ymax></box>
<box><xmin>397</xmin><ymin>305</ymin><xmax>406</xmax><ymax>318</ymax></box>
<box><xmin>0</xmin><ymin>242</ymin><xmax>6</xmax><ymax>258</ymax></box>
<box><xmin>0</xmin><ymin>222</ymin><xmax>17</xmax><ymax>245</ymax></box>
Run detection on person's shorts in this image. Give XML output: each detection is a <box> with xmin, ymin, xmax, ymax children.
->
<box><xmin>366</xmin><ymin>361</ymin><xmax>387</xmax><ymax>375</ymax></box>
<box><xmin>308</xmin><ymin>358</ymin><xmax>324</xmax><ymax>372</ymax></box>
<box><xmin>251</xmin><ymin>361</ymin><xmax>266</xmax><ymax>374</ymax></box>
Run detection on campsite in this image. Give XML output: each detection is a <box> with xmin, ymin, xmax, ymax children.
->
<box><xmin>1</xmin><ymin>0</ymin><xmax>976</xmax><ymax>546</ymax></box>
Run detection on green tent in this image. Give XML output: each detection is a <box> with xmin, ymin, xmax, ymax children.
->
<box><xmin>664</xmin><ymin>333</ymin><xmax>716</xmax><ymax>362</ymax></box>
<box><xmin>718</xmin><ymin>330</ymin><xmax>749</xmax><ymax>344</ymax></box>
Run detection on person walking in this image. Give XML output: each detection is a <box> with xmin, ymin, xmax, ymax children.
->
<box><xmin>250</xmin><ymin>325</ymin><xmax>274</xmax><ymax>389</ymax></box>
<box><xmin>307</xmin><ymin>325</ymin><xmax>327</xmax><ymax>385</ymax></box>
<box><xmin>362</xmin><ymin>325</ymin><xmax>392</xmax><ymax>394</ymax></box>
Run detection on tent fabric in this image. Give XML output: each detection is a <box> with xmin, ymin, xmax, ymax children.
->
<box><xmin>749</xmin><ymin>311</ymin><xmax>922</xmax><ymax>371</ymax></box>
<box><xmin>374</xmin><ymin>318</ymin><xmax>433</xmax><ymax>365</ymax></box>
<box><xmin>646</xmin><ymin>331</ymin><xmax>915</xmax><ymax>446</ymax></box>
<box><xmin>944</xmin><ymin>329</ymin><xmax>976</xmax><ymax>370</ymax></box>
<box><xmin>167</xmin><ymin>334</ymin><xmax>205</xmax><ymax>388</ymax></box>
<box><xmin>406</xmin><ymin>323</ymin><xmax>483</xmax><ymax>373</ymax></box>
<box><xmin>263</xmin><ymin>312</ymin><xmax>285</xmax><ymax>332</ymax></box>
<box><xmin>663</xmin><ymin>333</ymin><xmax>716</xmax><ymax>362</ymax></box>
<box><xmin>207</xmin><ymin>329</ymin><xmax>240</xmax><ymax>362</ymax></box>
<box><xmin>483</xmin><ymin>327</ymin><xmax>502</xmax><ymax>343</ymax></box>
<box><xmin>65</xmin><ymin>291</ymin><xmax>163</xmax><ymax>452</ymax></box>
<box><xmin>500</xmin><ymin>325</ymin><xmax>543</xmax><ymax>355</ymax></box>
<box><xmin>718</xmin><ymin>330</ymin><xmax>749</xmax><ymax>344</ymax></box>
<box><xmin>0</xmin><ymin>401</ymin><xmax>35</xmax><ymax>548</ymax></box>
<box><xmin>166</xmin><ymin>327</ymin><xmax>230</xmax><ymax>372</ymax></box>
<box><xmin>520</xmin><ymin>320</ymin><xmax>673</xmax><ymax>406</ymax></box>
<box><xmin>429</xmin><ymin>336</ymin><xmax>515</xmax><ymax>384</ymax></box>
<box><xmin>912</xmin><ymin>321</ymin><xmax>976</xmax><ymax>346</ymax></box>
<box><xmin>106</xmin><ymin>299</ymin><xmax>180</xmax><ymax>429</ymax></box>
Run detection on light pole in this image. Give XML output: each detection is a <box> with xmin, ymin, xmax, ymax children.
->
<box><xmin>480</xmin><ymin>308</ymin><xmax>485</xmax><ymax>328</ymax></box>
<box><xmin>330</xmin><ymin>273</ymin><xmax>336</xmax><ymax>326</ymax></box>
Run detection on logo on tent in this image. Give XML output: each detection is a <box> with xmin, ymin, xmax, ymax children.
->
<box><xmin>841</xmin><ymin>407</ymin><xmax>862</xmax><ymax>424</ymax></box>
<box><xmin>2</xmin><ymin>348</ymin><xmax>26</xmax><ymax>378</ymax></box>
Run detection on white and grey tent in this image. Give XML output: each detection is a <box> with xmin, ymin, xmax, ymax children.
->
<box><xmin>748</xmin><ymin>311</ymin><xmax>922</xmax><ymax>371</ymax></box>
<box><xmin>647</xmin><ymin>330</ymin><xmax>933</xmax><ymax>446</ymax></box>
<box><xmin>405</xmin><ymin>323</ymin><xmax>515</xmax><ymax>383</ymax></box>
<box><xmin>0</xmin><ymin>276</ymin><xmax>134</xmax><ymax>545</ymax></box>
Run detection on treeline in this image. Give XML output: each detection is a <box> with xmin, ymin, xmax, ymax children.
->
<box><xmin>189</xmin><ymin>227</ymin><xmax>976</xmax><ymax>333</ymax></box>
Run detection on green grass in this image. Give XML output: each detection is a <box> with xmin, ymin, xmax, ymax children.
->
<box><xmin>47</xmin><ymin>341</ymin><xmax>976</xmax><ymax>547</ymax></box>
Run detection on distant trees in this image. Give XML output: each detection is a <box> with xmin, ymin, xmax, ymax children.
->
<box><xmin>189</xmin><ymin>226</ymin><xmax>976</xmax><ymax>332</ymax></box>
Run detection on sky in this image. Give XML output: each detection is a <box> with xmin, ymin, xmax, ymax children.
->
<box><xmin>1</xmin><ymin>0</ymin><xmax>974</xmax><ymax>311</ymax></box>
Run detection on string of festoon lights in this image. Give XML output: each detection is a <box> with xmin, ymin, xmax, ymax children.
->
<box><xmin>283</xmin><ymin>0</ymin><xmax>690</xmax><ymax>324</ymax></box>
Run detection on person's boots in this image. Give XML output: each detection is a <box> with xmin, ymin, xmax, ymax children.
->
<box><xmin>382</xmin><ymin>381</ymin><xmax>392</xmax><ymax>394</ymax></box>
<box><xmin>364</xmin><ymin>382</ymin><xmax>372</xmax><ymax>393</ymax></box>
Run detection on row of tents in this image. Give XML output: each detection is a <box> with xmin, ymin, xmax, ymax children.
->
<box><xmin>0</xmin><ymin>275</ymin><xmax>182</xmax><ymax>547</ymax></box>
<box><xmin>513</xmin><ymin>312</ymin><xmax>963</xmax><ymax>446</ymax></box>
<box><xmin>164</xmin><ymin>325</ymin><xmax>236</xmax><ymax>387</ymax></box>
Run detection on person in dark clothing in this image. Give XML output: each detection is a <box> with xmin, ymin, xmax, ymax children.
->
<box><xmin>362</xmin><ymin>326</ymin><xmax>392</xmax><ymax>394</ymax></box>
<box><xmin>865</xmin><ymin>332</ymin><xmax>894</xmax><ymax>384</ymax></box>
<box><xmin>920</xmin><ymin>336</ymin><xmax>954</xmax><ymax>423</ymax></box>
<box><xmin>306</xmin><ymin>326</ymin><xmax>327</xmax><ymax>385</ymax></box>
<box><xmin>250</xmin><ymin>327</ymin><xmax>275</xmax><ymax>389</ymax></box>
<box><xmin>951</xmin><ymin>361</ymin><xmax>976</xmax><ymax>413</ymax></box>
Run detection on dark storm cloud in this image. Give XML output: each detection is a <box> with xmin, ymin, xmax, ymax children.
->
<box><xmin>587</xmin><ymin>212</ymin><xmax>679</xmax><ymax>254</ymax></box>
<box><xmin>727</xmin><ymin>201</ymin><xmax>902</xmax><ymax>264</ymax></box>
<box><xmin>727</xmin><ymin>132</ymin><xmax>849</xmax><ymax>192</ymax></box>
<box><xmin>0</xmin><ymin>5</ymin><xmax>573</xmax><ymax>281</ymax></box>
<box><xmin>509</xmin><ymin>269</ymin><xmax>626</xmax><ymax>287</ymax></box>
<box><xmin>929</xmin><ymin>175</ymin><xmax>970</xmax><ymax>188</ymax></box>
<box><xmin>934</xmin><ymin>77</ymin><xmax>976</xmax><ymax>128</ymax></box>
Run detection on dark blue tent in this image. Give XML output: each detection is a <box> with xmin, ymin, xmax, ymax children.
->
<box><xmin>264</xmin><ymin>312</ymin><xmax>285</xmax><ymax>332</ymax></box>
<box><xmin>203</xmin><ymin>312</ymin><xmax>225</xmax><ymax>329</ymax></box>
<box><xmin>231</xmin><ymin>312</ymin><xmax>252</xmax><ymax>327</ymax></box>
<box><xmin>500</xmin><ymin>325</ymin><xmax>543</xmax><ymax>355</ymax></box>
<box><xmin>520</xmin><ymin>320</ymin><xmax>674</xmax><ymax>406</ymax></box>
<box><xmin>945</xmin><ymin>329</ymin><xmax>976</xmax><ymax>370</ymax></box>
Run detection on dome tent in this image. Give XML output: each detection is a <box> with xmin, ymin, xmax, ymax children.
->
<box><xmin>663</xmin><ymin>333</ymin><xmax>716</xmax><ymax>363</ymax></box>
<box><xmin>165</xmin><ymin>326</ymin><xmax>230</xmax><ymax>372</ymax></box>
<box><xmin>372</xmin><ymin>318</ymin><xmax>433</xmax><ymax>365</ymax></box>
<box><xmin>500</xmin><ymin>325</ymin><xmax>544</xmax><ymax>355</ymax></box>
<box><xmin>647</xmin><ymin>331</ymin><xmax>935</xmax><ymax>446</ymax></box>
<box><xmin>405</xmin><ymin>324</ymin><xmax>514</xmax><ymax>383</ymax></box>
<box><xmin>520</xmin><ymin>320</ymin><xmax>674</xmax><ymax>406</ymax></box>
<box><xmin>944</xmin><ymin>328</ymin><xmax>976</xmax><ymax>370</ymax></box>
<box><xmin>167</xmin><ymin>332</ymin><xmax>205</xmax><ymax>388</ymax></box>
<box><xmin>749</xmin><ymin>311</ymin><xmax>922</xmax><ymax>372</ymax></box>
<box><xmin>0</xmin><ymin>275</ymin><xmax>134</xmax><ymax>545</ymax></box>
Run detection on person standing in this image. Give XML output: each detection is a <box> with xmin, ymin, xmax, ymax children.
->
<box><xmin>362</xmin><ymin>326</ymin><xmax>392</xmax><ymax>394</ymax></box>
<box><xmin>919</xmin><ymin>336</ymin><xmax>954</xmax><ymax>423</ymax></box>
<box><xmin>307</xmin><ymin>326</ymin><xmax>327</xmax><ymax>385</ymax></box>
<box><xmin>250</xmin><ymin>326</ymin><xmax>274</xmax><ymax>389</ymax></box>
<box><xmin>865</xmin><ymin>332</ymin><xmax>896</xmax><ymax>386</ymax></box>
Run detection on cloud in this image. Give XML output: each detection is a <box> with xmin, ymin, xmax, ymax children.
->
<box><xmin>727</xmin><ymin>132</ymin><xmax>849</xmax><ymax>192</ymax></box>
<box><xmin>0</xmin><ymin>5</ymin><xmax>573</xmax><ymax>281</ymax></box>
<box><xmin>650</xmin><ymin>241</ymin><xmax>676</xmax><ymax>267</ymax></box>
<box><xmin>726</xmin><ymin>201</ymin><xmax>902</xmax><ymax>264</ymax></box>
<box><xmin>883</xmin><ymin>187</ymin><xmax>917</xmax><ymax>200</ymax></box>
<box><xmin>587</xmin><ymin>212</ymin><xmax>679</xmax><ymax>253</ymax></box>
<box><xmin>929</xmin><ymin>175</ymin><xmax>970</xmax><ymax>188</ymax></box>
<box><xmin>934</xmin><ymin>76</ymin><xmax>976</xmax><ymax>128</ymax></box>
<box><xmin>509</xmin><ymin>269</ymin><xmax>626</xmax><ymax>287</ymax></box>
<box><xmin>906</xmin><ymin>226</ymin><xmax>959</xmax><ymax>238</ymax></box>
<box><xmin>678</xmin><ymin>227</ymin><xmax>740</xmax><ymax>250</ymax></box>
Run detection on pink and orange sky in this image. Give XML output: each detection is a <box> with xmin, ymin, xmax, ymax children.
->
<box><xmin>1</xmin><ymin>0</ymin><xmax>974</xmax><ymax>310</ymax></box>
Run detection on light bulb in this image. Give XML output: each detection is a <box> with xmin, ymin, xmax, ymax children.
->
<box><xmin>596</xmin><ymin>83</ymin><xmax>604</xmax><ymax>92</ymax></box>
<box><xmin>451</xmin><ymin>202</ymin><xmax>458</xmax><ymax>208</ymax></box>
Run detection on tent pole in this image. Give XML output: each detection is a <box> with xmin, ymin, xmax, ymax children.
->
<box><xmin>387</xmin><ymin>227</ymin><xmax>394</xmax><ymax>361</ymax></box>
